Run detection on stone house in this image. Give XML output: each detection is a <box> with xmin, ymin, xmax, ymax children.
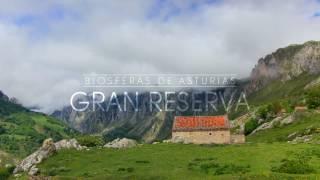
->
<box><xmin>172</xmin><ymin>115</ymin><xmax>243</xmax><ymax>144</ymax></box>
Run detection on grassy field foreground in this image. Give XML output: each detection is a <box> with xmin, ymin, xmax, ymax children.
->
<box><xmin>32</xmin><ymin>143</ymin><xmax>320</xmax><ymax>179</ymax></box>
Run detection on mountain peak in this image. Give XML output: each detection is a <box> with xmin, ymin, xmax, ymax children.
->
<box><xmin>248</xmin><ymin>41</ymin><xmax>320</xmax><ymax>92</ymax></box>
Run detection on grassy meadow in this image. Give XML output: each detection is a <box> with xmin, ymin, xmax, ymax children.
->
<box><xmin>25</xmin><ymin>143</ymin><xmax>320</xmax><ymax>179</ymax></box>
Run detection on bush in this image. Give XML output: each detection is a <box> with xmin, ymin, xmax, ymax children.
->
<box><xmin>188</xmin><ymin>157</ymin><xmax>250</xmax><ymax>175</ymax></box>
<box><xmin>256</xmin><ymin>105</ymin><xmax>270</xmax><ymax>120</ymax></box>
<box><xmin>117</xmin><ymin>167</ymin><xmax>134</xmax><ymax>173</ymax></box>
<box><xmin>305</xmin><ymin>86</ymin><xmax>320</xmax><ymax>109</ymax></box>
<box><xmin>244</xmin><ymin>118</ymin><xmax>259</xmax><ymax>135</ymax></box>
<box><xmin>214</xmin><ymin>164</ymin><xmax>250</xmax><ymax>175</ymax></box>
<box><xmin>42</xmin><ymin>166</ymin><xmax>71</xmax><ymax>176</ymax></box>
<box><xmin>281</xmin><ymin>100</ymin><xmax>294</xmax><ymax>113</ymax></box>
<box><xmin>76</xmin><ymin>135</ymin><xmax>104</xmax><ymax>147</ymax></box>
<box><xmin>270</xmin><ymin>102</ymin><xmax>283</xmax><ymax>114</ymax></box>
<box><xmin>256</xmin><ymin>102</ymin><xmax>284</xmax><ymax>120</ymax></box>
<box><xmin>0</xmin><ymin>167</ymin><xmax>10</xmax><ymax>179</ymax></box>
<box><xmin>272</xmin><ymin>154</ymin><xmax>315</xmax><ymax>174</ymax></box>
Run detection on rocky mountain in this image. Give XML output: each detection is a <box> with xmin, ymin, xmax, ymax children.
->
<box><xmin>52</xmin><ymin>92</ymin><xmax>173</xmax><ymax>142</ymax></box>
<box><xmin>52</xmin><ymin>41</ymin><xmax>320</xmax><ymax>142</ymax></box>
<box><xmin>245</xmin><ymin>41</ymin><xmax>320</xmax><ymax>105</ymax></box>
<box><xmin>52</xmin><ymin>87</ymin><xmax>243</xmax><ymax>142</ymax></box>
<box><xmin>248</xmin><ymin>41</ymin><xmax>320</xmax><ymax>93</ymax></box>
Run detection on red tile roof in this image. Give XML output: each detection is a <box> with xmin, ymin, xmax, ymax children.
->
<box><xmin>173</xmin><ymin>116</ymin><xmax>229</xmax><ymax>132</ymax></box>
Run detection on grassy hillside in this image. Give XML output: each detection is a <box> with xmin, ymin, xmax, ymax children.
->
<box><xmin>0</xmin><ymin>96</ymin><xmax>76</xmax><ymax>157</ymax></box>
<box><xmin>247</xmin><ymin>111</ymin><xmax>320</xmax><ymax>143</ymax></box>
<box><xmin>0</xmin><ymin>150</ymin><xmax>16</xmax><ymax>167</ymax></box>
<box><xmin>35</xmin><ymin>143</ymin><xmax>320</xmax><ymax>179</ymax></box>
<box><xmin>228</xmin><ymin>73</ymin><xmax>319</xmax><ymax>120</ymax></box>
<box><xmin>248</xmin><ymin>73</ymin><xmax>318</xmax><ymax>105</ymax></box>
<box><xmin>22</xmin><ymin>110</ymin><xmax>320</xmax><ymax>179</ymax></box>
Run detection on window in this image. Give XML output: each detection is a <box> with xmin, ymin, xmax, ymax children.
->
<box><xmin>209</xmin><ymin>133</ymin><xmax>212</xmax><ymax>135</ymax></box>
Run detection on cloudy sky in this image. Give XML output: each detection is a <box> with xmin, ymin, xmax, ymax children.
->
<box><xmin>1</xmin><ymin>0</ymin><xmax>320</xmax><ymax>112</ymax></box>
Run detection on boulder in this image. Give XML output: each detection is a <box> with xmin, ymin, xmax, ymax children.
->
<box><xmin>14</xmin><ymin>138</ymin><xmax>84</xmax><ymax>175</ymax></box>
<box><xmin>170</xmin><ymin>136</ymin><xmax>185</xmax><ymax>143</ymax></box>
<box><xmin>55</xmin><ymin>138</ymin><xmax>84</xmax><ymax>151</ymax></box>
<box><xmin>104</xmin><ymin>138</ymin><xmax>137</xmax><ymax>149</ymax></box>
<box><xmin>251</xmin><ymin>115</ymin><xmax>294</xmax><ymax>135</ymax></box>
<box><xmin>14</xmin><ymin>138</ymin><xmax>56</xmax><ymax>174</ymax></box>
<box><xmin>28</xmin><ymin>166</ymin><xmax>39</xmax><ymax>176</ymax></box>
<box><xmin>163</xmin><ymin>136</ymin><xmax>191</xmax><ymax>144</ymax></box>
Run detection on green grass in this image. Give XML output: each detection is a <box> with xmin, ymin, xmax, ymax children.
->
<box><xmin>0</xmin><ymin>112</ymin><xmax>76</xmax><ymax>157</ymax></box>
<box><xmin>36</xmin><ymin>143</ymin><xmax>320</xmax><ymax>179</ymax></box>
<box><xmin>247</xmin><ymin>112</ymin><xmax>320</xmax><ymax>143</ymax></box>
<box><xmin>35</xmin><ymin>111</ymin><xmax>320</xmax><ymax>179</ymax></box>
<box><xmin>248</xmin><ymin>73</ymin><xmax>318</xmax><ymax>105</ymax></box>
<box><xmin>0</xmin><ymin>150</ymin><xmax>16</xmax><ymax>167</ymax></box>
<box><xmin>0</xmin><ymin>93</ymin><xmax>77</xmax><ymax>157</ymax></box>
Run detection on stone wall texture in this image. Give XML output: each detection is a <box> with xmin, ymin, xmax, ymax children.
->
<box><xmin>172</xmin><ymin>130</ymin><xmax>231</xmax><ymax>144</ymax></box>
<box><xmin>230</xmin><ymin>134</ymin><xmax>246</xmax><ymax>144</ymax></box>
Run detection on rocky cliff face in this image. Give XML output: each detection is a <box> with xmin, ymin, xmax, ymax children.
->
<box><xmin>52</xmin><ymin>88</ymin><xmax>241</xmax><ymax>142</ymax></box>
<box><xmin>248</xmin><ymin>41</ymin><xmax>320</xmax><ymax>92</ymax></box>
<box><xmin>52</xmin><ymin>92</ymin><xmax>174</xmax><ymax>142</ymax></box>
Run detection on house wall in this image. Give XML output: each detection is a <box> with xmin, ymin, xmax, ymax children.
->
<box><xmin>230</xmin><ymin>134</ymin><xmax>245</xmax><ymax>144</ymax></box>
<box><xmin>172</xmin><ymin>130</ymin><xmax>230</xmax><ymax>144</ymax></box>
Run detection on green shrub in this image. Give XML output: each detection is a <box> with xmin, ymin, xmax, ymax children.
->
<box><xmin>272</xmin><ymin>154</ymin><xmax>315</xmax><ymax>174</ymax></box>
<box><xmin>270</xmin><ymin>101</ymin><xmax>283</xmax><ymax>115</ymax></box>
<box><xmin>244</xmin><ymin>118</ymin><xmax>259</xmax><ymax>135</ymax></box>
<box><xmin>0</xmin><ymin>167</ymin><xmax>10</xmax><ymax>179</ymax></box>
<box><xmin>5</xmin><ymin>165</ymin><xmax>15</xmax><ymax>174</ymax></box>
<box><xmin>117</xmin><ymin>167</ymin><xmax>134</xmax><ymax>173</ymax></box>
<box><xmin>256</xmin><ymin>105</ymin><xmax>270</xmax><ymax>120</ymax></box>
<box><xmin>214</xmin><ymin>164</ymin><xmax>250</xmax><ymax>175</ymax></box>
<box><xmin>305</xmin><ymin>86</ymin><xmax>320</xmax><ymax>109</ymax></box>
<box><xmin>281</xmin><ymin>100</ymin><xmax>294</xmax><ymax>113</ymax></box>
<box><xmin>188</xmin><ymin>157</ymin><xmax>250</xmax><ymax>175</ymax></box>
<box><xmin>42</xmin><ymin>166</ymin><xmax>71</xmax><ymax>176</ymax></box>
<box><xmin>76</xmin><ymin>135</ymin><xmax>104</xmax><ymax>147</ymax></box>
<box><xmin>256</xmin><ymin>102</ymin><xmax>283</xmax><ymax>120</ymax></box>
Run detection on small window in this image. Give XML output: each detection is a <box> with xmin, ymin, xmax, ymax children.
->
<box><xmin>209</xmin><ymin>133</ymin><xmax>212</xmax><ymax>135</ymax></box>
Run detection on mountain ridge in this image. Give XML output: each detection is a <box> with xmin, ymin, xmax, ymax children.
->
<box><xmin>52</xmin><ymin>41</ymin><xmax>320</xmax><ymax>142</ymax></box>
<box><xmin>248</xmin><ymin>41</ymin><xmax>320</xmax><ymax>93</ymax></box>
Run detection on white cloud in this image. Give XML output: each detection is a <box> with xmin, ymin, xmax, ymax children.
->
<box><xmin>0</xmin><ymin>0</ymin><xmax>320</xmax><ymax>112</ymax></box>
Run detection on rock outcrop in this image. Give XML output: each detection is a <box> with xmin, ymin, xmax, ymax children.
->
<box><xmin>163</xmin><ymin>136</ymin><xmax>191</xmax><ymax>144</ymax></box>
<box><xmin>104</xmin><ymin>138</ymin><xmax>138</xmax><ymax>149</ymax></box>
<box><xmin>248</xmin><ymin>41</ymin><xmax>320</xmax><ymax>93</ymax></box>
<box><xmin>14</xmin><ymin>138</ymin><xmax>56</xmax><ymax>175</ymax></box>
<box><xmin>54</xmin><ymin>139</ymin><xmax>84</xmax><ymax>151</ymax></box>
<box><xmin>251</xmin><ymin>114</ymin><xmax>295</xmax><ymax>135</ymax></box>
<box><xmin>14</xmin><ymin>138</ymin><xmax>84</xmax><ymax>175</ymax></box>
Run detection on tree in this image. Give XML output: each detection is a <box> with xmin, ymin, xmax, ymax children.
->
<box><xmin>305</xmin><ymin>86</ymin><xmax>320</xmax><ymax>109</ymax></box>
<box><xmin>244</xmin><ymin>118</ymin><xmax>259</xmax><ymax>135</ymax></box>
